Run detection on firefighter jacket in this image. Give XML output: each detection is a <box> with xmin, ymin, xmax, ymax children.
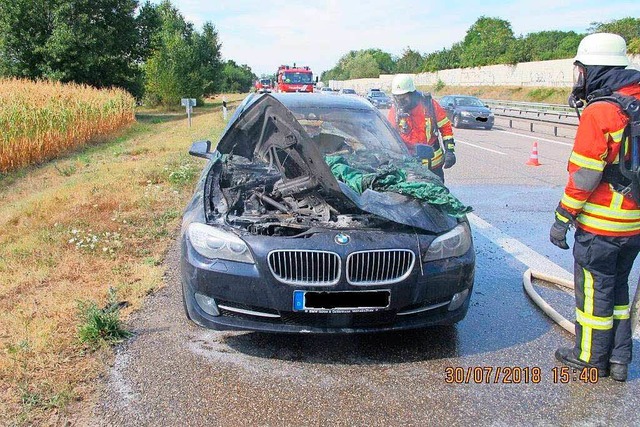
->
<box><xmin>558</xmin><ymin>83</ymin><xmax>640</xmax><ymax>237</ymax></box>
<box><xmin>388</xmin><ymin>95</ymin><xmax>454</xmax><ymax>169</ymax></box>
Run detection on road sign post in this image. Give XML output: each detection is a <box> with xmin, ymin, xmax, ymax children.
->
<box><xmin>181</xmin><ymin>98</ymin><xmax>197</xmax><ymax>127</ymax></box>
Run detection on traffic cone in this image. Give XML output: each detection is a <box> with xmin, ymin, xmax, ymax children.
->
<box><xmin>526</xmin><ymin>141</ymin><xmax>541</xmax><ymax>166</ymax></box>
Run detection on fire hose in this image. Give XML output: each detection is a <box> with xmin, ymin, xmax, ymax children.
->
<box><xmin>523</xmin><ymin>269</ymin><xmax>640</xmax><ymax>336</ymax></box>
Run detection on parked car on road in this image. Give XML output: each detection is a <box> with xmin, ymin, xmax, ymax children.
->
<box><xmin>339</xmin><ymin>88</ymin><xmax>357</xmax><ymax>95</ymax></box>
<box><xmin>366</xmin><ymin>89</ymin><xmax>392</xmax><ymax>109</ymax></box>
<box><xmin>180</xmin><ymin>93</ymin><xmax>475</xmax><ymax>333</ymax></box>
<box><xmin>320</xmin><ymin>86</ymin><xmax>338</xmax><ymax>95</ymax></box>
<box><xmin>439</xmin><ymin>95</ymin><xmax>494</xmax><ymax>130</ymax></box>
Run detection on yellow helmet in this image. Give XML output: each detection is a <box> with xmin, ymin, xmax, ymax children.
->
<box><xmin>391</xmin><ymin>74</ymin><xmax>416</xmax><ymax>95</ymax></box>
<box><xmin>575</xmin><ymin>33</ymin><xmax>629</xmax><ymax>66</ymax></box>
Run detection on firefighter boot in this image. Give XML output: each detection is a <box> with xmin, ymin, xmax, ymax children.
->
<box><xmin>554</xmin><ymin>347</ymin><xmax>609</xmax><ymax>377</ymax></box>
<box><xmin>609</xmin><ymin>362</ymin><xmax>628</xmax><ymax>382</ymax></box>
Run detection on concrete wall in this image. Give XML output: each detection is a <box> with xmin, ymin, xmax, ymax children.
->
<box><xmin>329</xmin><ymin>55</ymin><xmax>640</xmax><ymax>94</ymax></box>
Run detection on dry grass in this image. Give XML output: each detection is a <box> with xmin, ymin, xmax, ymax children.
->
<box><xmin>0</xmin><ymin>93</ymin><xmax>245</xmax><ymax>425</ymax></box>
<box><xmin>418</xmin><ymin>84</ymin><xmax>572</xmax><ymax>104</ymax></box>
<box><xmin>0</xmin><ymin>79</ymin><xmax>136</xmax><ymax>173</ymax></box>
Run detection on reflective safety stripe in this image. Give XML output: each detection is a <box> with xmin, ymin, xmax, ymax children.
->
<box><xmin>576</xmin><ymin>308</ymin><xmax>613</xmax><ymax>330</ymax></box>
<box><xmin>555</xmin><ymin>211</ymin><xmax>571</xmax><ymax>223</ymax></box>
<box><xmin>614</xmin><ymin>304</ymin><xmax>630</xmax><ymax>320</ymax></box>
<box><xmin>579</xmin><ymin>269</ymin><xmax>595</xmax><ymax>362</ymax></box>
<box><xmin>561</xmin><ymin>193</ymin><xmax>585</xmax><ymax>210</ymax></box>
<box><xmin>611</xmin><ymin>191</ymin><xmax>624</xmax><ymax>209</ymax></box>
<box><xmin>577</xmin><ymin>214</ymin><xmax>640</xmax><ymax>233</ymax></box>
<box><xmin>608</xmin><ymin>127</ymin><xmax>625</xmax><ymax>143</ymax></box>
<box><xmin>442</xmin><ymin>135</ymin><xmax>454</xmax><ymax>141</ymax></box>
<box><xmin>569</xmin><ymin>151</ymin><xmax>606</xmax><ymax>171</ymax></box>
<box><xmin>581</xmin><ymin>201</ymin><xmax>640</xmax><ymax>220</ymax></box>
<box><xmin>431</xmin><ymin>149</ymin><xmax>444</xmax><ymax>167</ymax></box>
<box><xmin>580</xmin><ymin>326</ymin><xmax>593</xmax><ymax>363</ymax></box>
<box><xmin>437</xmin><ymin>117</ymin><xmax>450</xmax><ymax>127</ymax></box>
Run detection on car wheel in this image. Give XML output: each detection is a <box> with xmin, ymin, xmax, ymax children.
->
<box><xmin>452</xmin><ymin>115</ymin><xmax>461</xmax><ymax>128</ymax></box>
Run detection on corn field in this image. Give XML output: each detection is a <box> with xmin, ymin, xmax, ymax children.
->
<box><xmin>0</xmin><ymin>79</ymin><xmax>136</xmax><ymax>173</ymax></box>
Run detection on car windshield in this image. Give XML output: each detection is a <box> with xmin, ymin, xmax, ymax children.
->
<box><xmin>454</xmin><ymin>97</ymin><xmax>484</xmax><ymax>107</ymax></box>
<box><xmin>288</xmin><ymin>105</ymin><xmax>407</xmax><ymax>157</ymax></box>
<box><xmin>260</xmin><ymin>79</ymin><xmax>271</xmax><ymax>85</ymax></box>
<box><xmin>342</xmin><ymin>89</ymin><xmax>355</xmax><ymax>94</ymax></box>
<box><xmin>283</xmin><ymin>72</ymin><xmax>313</xmax><ymax>84</ymax></box>
<box><xmin>371</xmin><ymin>92</ymin><xmax>387</xmax><ymax>97</ymax></box>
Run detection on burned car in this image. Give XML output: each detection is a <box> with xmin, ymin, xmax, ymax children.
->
<box><xmin>181</xmin><ymin>93</ymin><xmax>475</xmax><ymax>333</ymax></box>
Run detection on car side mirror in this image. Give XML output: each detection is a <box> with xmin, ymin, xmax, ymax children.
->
<box><xmin>447</xmin><ymin>103</ymin><xmax>454</xmax><ymax>108</ymax></box>
<box><xmin>189</xmin><ymin>140</ymin><xmax>214</xmax><ymax>159</ymax></box>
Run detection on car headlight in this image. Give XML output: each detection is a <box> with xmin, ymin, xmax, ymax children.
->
<box><xmin>460</xmin><ymin>111</ymin><xmax>473</xmax><ymax>117</ymax></box>
<box><xmin>424</xmin><ymin>223</ymin><xmax>472</xmax><ymax>261</ymax></box>
<box><xmin>187</xmin><ymin>223</ymin><xmax>255</xmax><ymax>264</ymax></box>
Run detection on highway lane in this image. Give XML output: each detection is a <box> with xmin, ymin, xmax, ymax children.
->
<box><xmin>84</xmin><ymin>123</ymin><xmax>640</xmax><ymax>426</ymax></box>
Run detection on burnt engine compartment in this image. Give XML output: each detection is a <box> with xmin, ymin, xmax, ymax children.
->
<box><xmin>209</xmin><ymin>155</ymin><xmax>412</xmax><ymax>237</ymax></box>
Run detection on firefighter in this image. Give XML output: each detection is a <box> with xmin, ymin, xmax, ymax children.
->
<box><xmin>387</xmin><ymin>74</ymin><xmax>456</xmax><ymax>182</ymax></box>
<box><xmin>550</xmin><ymin>33</ymin><xmax>640</xmax><ymax>382</ymax></box>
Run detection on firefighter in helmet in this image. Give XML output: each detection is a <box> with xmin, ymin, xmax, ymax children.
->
<box><xmin>387</xmin><ymin>74</ymin><xmax>456</xmax><ymax>182</ymax></box>
<box><xmin>551</xmin><ymin>33</ymin><xmax>640</xmax><ymax>382</ymax></box>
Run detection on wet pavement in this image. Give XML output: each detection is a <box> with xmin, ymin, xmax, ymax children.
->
<box><xmin>87</xmin><ymin>126</ymin><xmax>640</xmax><ymax>426</ymax></box>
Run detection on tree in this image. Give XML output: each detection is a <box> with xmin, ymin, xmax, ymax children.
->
<box><xmin>344</xmin><ymin>52</ymin><xmax>379</xmax><ymax>79</ymax></box>
<box><xmin>0</xmin><ymin>0</ymin><xmax>147</xmax><ymax>96</ymax></box>
<box><xmin>460</xmin><ymin>16</ymin><xmax>515</xmax><ymax>67</ymax></box>
<box><xmin>143</xmin><ymin>1</ymin><xmax>223</xmax><ymax>106</ymax></box>
<box><xmin>395</xmin><ymin>47</ymin><xmax>424</xmax><ymax>73</ymax></box>
<box><xmin>219</xmin><ymin>60</ymin><xmax>256</xmax><ymax>93</ymax></box>
<box><xmin>590</xmin><ymin>17</ymin><xmax>640</xmax><ymax>54</ymax></box>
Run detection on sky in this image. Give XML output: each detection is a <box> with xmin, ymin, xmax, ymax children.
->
<box><xmin>154</xmin><ymin>0</ymin><xmax>640</xmax><ymax>77</ymax></box>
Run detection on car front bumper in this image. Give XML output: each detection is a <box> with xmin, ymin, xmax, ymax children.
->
<box><xmin>181</xmin><ymin>230</ymin><xmax>475</xmax><ymax>333</ymax></box>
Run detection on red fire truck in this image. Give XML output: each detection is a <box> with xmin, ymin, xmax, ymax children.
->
<box><xmin>254</xmin><ymin>78</ymin><xmax>273</xmax><ymax>93</ymax></box>
<box><xmin>275</xmin><ymin>64</ymin><xmax>314</xmax><ymax>93</ymax></box>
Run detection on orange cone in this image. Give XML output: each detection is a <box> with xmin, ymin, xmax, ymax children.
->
<box><xmin>526</xmin><ymin>141</ymin><xmax>541</xmax><ymax>166</ymax></box>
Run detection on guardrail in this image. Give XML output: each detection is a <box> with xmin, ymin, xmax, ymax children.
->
<box><xmin>483</xmin><ymin>99</ymin><xmax>579</xmax><ymax>137</ymax></box>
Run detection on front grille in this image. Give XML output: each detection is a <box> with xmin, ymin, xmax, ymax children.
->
<box><xmin>268</xmin><ymin>250</ymin><xmax>341</xmax><ymax>285</ymax></box>
<box><xmin>346</xmin><ymin>249</ymin><xmax>415</xmax><ymax>285</ymax></box>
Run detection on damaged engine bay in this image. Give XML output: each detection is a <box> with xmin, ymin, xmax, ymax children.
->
<box><xmin>207</xmin><ymin>94</ymin><xmax>459</xmax><ymax>237</ymax></box>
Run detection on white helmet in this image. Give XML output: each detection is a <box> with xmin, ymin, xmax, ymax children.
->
<box><xmin>391</xmin><ymin>74</ymin><xmax>416</xmax><ymax>95</ymax></box>
<box><xmin>575</xmin><ymin>33</ymin><xmax>629</xmax><ymax>66</ymax></box>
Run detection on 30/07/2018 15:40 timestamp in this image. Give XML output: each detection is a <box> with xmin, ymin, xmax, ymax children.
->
<box><xmin>444</xmin><ymin>366</ymin><xmax>600</xmax><ymax>384</ymax></box>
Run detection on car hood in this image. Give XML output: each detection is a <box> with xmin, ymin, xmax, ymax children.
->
<box><xmin>215</xmin><ymin>94</ymin><xmax>458</xmax><ymax>233</ymax></box>
<box><xmin>456</xmin><ymin>105</ymin><xmax>491</xmax><ymax>114</ymax></box>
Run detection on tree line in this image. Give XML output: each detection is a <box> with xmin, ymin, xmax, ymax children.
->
<box><xmin>0</xmin><ymin>0</ymin><xmax>257</xmax><ymax>106</ymax></box>
<box><xmin>321</xmin><ymin>17</ymin><xmax>640</xmax><ymax>82</ymax></box>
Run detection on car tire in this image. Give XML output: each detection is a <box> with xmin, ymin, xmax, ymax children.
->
<box><xmin>452</xmin><ymin>115</ymin><xmax>461</xmax><ymax>128</ymax></box>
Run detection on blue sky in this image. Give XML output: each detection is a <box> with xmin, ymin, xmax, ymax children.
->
<box><xmin>154</xmin><ymin>0</ymin><xmax>640</xmax><ymax>76</ymax></box>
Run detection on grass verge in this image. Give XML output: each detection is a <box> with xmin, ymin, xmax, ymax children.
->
<box><xmin>0</xmin><ymin>93</ymin><xmax>245</xmax><ymax>425</ymax></box>
<box><xmin>418</xmin><ymin>84</ymin><xmax>571</xmax><ymax>104</ymax></box>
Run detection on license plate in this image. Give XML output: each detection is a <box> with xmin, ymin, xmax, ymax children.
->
<box><xmin>293</xmin><ymin>290</ymin><xmax>390</xmax><ymax>313</ymax></box>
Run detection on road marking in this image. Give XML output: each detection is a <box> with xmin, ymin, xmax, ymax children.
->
<box><xmin>495</xmin><ymin>130</ymin><xmax>573</xmax><ymax>147</ymax></box>
<box><xmin>467</xmin><ymin>213</ymin><xmax>573</xmax><ymax>282</ymax></box>
<box><xmin>456</xmin><ymin>139</ymin><xmax>507</xmax><ymax>155</ymax></box>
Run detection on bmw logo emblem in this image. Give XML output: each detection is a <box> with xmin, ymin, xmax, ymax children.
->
<box><xmin>334</xmin><ymin>233</ymin><xmax>350</xmax><ymax>245</ymax></box>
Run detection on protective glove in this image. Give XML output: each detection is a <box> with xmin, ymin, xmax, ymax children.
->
<box><xmin>443</xmin><ymin>150</ymin><xmax>456</xmax><ymax>169</ymax></box>
<box><xmin>549</xmin><ymin>205</ymin><xmax>576</xmax><ymax>250</ymax></box>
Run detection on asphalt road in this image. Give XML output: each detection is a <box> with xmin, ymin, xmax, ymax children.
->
<box><xmin>85</xmin><ymin>120</ymin><xmax>640</xmax><ymax>426</ymax></box>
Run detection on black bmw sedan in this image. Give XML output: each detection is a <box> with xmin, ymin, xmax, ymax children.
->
<box><xmin>180</xmin><ymin>93</ymin><xmax>475</xmax><ymax>333</ymax></box>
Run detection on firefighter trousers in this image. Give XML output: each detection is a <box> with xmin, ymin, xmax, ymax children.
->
<box><xmin>572</xmin><ymin>228</ymin><xmax>640</xmax><ymax>368</ymax></box>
